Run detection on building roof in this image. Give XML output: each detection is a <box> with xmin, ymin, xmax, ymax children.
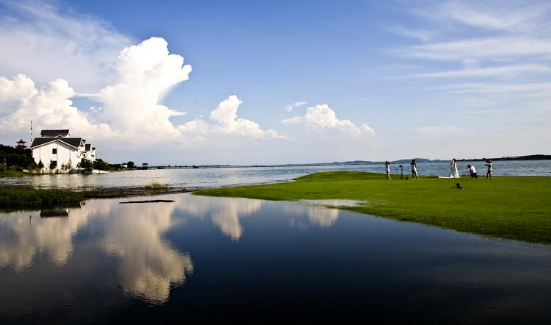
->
<box><xmin>31</xmin><ymin>137</ymin><xmax>83</xmax><ymax>149</ymax></box>
<box><xmin>17</xmin><ymin>139</ymin><xmax>26</xmax><ymax>144</ymax></box>
<box><xmin>40</xmin><ymin>129</ymin><xmax>70</xmax><ymax>137</ymax></box>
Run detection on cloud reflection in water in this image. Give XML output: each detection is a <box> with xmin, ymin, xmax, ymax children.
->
<box><xmin>100</xmin><ymin>199</ymin><xmax>193</xmax><ymax>304</ymax></box>
<box><xmin>0</xmin><ymin>204</ymin><xmax>105</xmax><ymax>271</ymax></box>
<box><xmin>284</xmin><ymin>203</ymin><xmax>340</xmax><ymax>228</ymax></box>
<box><xmin>0</xmin><ymin>198</ymin><xmax>192</xmax><ymax>305</ymax></box>
<box><xmin>0</xmin><ymin>194</ymin><xmax>340</xmax><ymax>305</ymax></box>
<box><xmin>176</xmin><ymin>195</ymin><xmax>262</xmax><ymax>241</ymax></box>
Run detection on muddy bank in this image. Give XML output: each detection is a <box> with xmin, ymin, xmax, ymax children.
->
<box><xmin>79</xmin><ymin>186</ymin><xmax>201</xmax><ymax>198</ymax></box>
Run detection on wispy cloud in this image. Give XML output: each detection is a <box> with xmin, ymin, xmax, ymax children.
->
<box><xmin>284</xmin><ymin>101</ymin><xmax>307</xmax><ymax>112</ymax></box>
<box><xmin>389</xmin><ymin>64</ymin><xmax>551</xmax><ymax>80</ymax></box>
<box><xmin>426</xmin><ymin>82</ymin><xmax>551</xmax><ymax>96</ymax></box>
<box><xmin>398</xmin><ymin>37</ymin><xmax>551</xmax><ymax>61</ymax></box>
<box><xmin>386</xmin><ymin>0</ymin><xmax>551</xmax><ymax>108</ymax></box>
<box><xmin>385</xmin><ymin>25</ymin><xmax>437</xmax><ymax>42</ymax></box>
<box><xmin>0</xmin><ymin>0</ymin><xmax>132</xmax><ymax>91</ymax></box>
<box><xmin>425</xmin><ymin>0</ymin><xmax>551</xmax><ymax>32</ymax></box>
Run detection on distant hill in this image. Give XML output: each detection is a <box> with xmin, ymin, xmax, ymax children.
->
<box><xmin>391</xmin><ymin>158</ymin><xmax>432</xmax><ymax>164</ymax></box>
<box><xmin>470</xmin><ymin>154</ymin><xmax>551</xmax><ymax>161</ymax></box>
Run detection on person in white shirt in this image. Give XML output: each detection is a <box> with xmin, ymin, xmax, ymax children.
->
<box><xmin>485</xmin><ymin>159</ymin><xmax>493</xmax><ymax>180</ymax></box>
<box><xmin>467</xmin><ymin>165</ymin><xmax>477</xmax><ymax>178</ymax></box>
<box><xmin>410</xmin><ymin>159</ymin><xmax>419</xmax><ymax>181</ymax></box>
<box><xmin>385</xmin><ymin>160</ymin><xmax>391</xmax><ymax>180</ymax></box>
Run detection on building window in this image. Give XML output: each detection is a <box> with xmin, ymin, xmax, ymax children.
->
<box><xmin>52</xmin><ymin>148</ymin><xmax>57</xmax><ymax>154</ymax></box>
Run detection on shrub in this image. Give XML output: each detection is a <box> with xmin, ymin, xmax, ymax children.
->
<box><xmin>49</xmin><ymin>160</ymin><xmax>57</xmax><ymax>171</ymax></box>
<box><xmin>78</xmin><ymin>159</ymin><xmax>93</xmax><ymax>171</ymax></box>
<box><xmin>144</xmin><ymin>182</ymin><xmax>168</xmax><ymax>190</ymax></box>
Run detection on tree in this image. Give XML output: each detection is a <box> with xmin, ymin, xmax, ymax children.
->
<box><xmin>38</xmin><ymin>160</ymin><xmax>44</xmax><ymax>169</ymax></box>
<box><xmin>127</xmin><ymin>161</ymin><xmax>135</xmax><ymax>169</ymax></box>
<box><xmin>0</xmin><ymin>145</ymin><xmax>33</xmax><ymax>169</ymax></box>
<box><xmin>78</xmin><ymin>159</ymin><xmax>93</xmax><ymax>171</ymax></box>
<box><xmin>49</xmin><ymin>160</ymin><xmax>57</xmax><ymax>171</ymax></box>
<box><xmin>93</xmin><ymin>159</ymin><xmax>110</xmax><ymax>171</ymax></box>
<box><xmin>28</xmin><ymin>161</ymin><xmax>38</xmax><ymax>172</ymax></box>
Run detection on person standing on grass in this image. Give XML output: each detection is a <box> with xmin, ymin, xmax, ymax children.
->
<box><xmin>385</xmin><ymin>160</ymin><xmax>391</xmax><ymax>180</ymax></box>
<box><xmin>485</xmin><ymin>159</ymin><xmax>493</xmax><ymax>180</ymax></box>
<box><xmin>450</xmin><ymin>158</ymin><xmax>459</xmax><ymax>178</ymax></box>
<box><xmin>411</xmin><ymin>159</ymin><xmax>419</xmax><ymax>180</ymax></box>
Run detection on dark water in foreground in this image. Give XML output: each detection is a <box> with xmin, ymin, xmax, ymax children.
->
<box><xmin>1</xmin><ymin>194</ymin><xmax>551</xmax><ymax>323</ymax></box>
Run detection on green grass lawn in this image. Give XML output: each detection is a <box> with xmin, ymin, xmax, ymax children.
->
<box><xmin>195</xmin><ymin>171</ymin><xmax>551</xmax><ymax>244</ymax></box>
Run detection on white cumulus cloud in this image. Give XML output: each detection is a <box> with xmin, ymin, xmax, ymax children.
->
<box><xmin>179</xmin><ymin>95</ymin><xmax>283</xmax><ymax>140</ymax></box>
<box><xmin>0</xmin><ymin>37</ymin><xmax>191</xmax><ymax>142</ymax></box>
<box><xmin>0</xmin><ymin>74</ymin><xmax>112</xmax><ymax>138</ymax></box>
<box><xmin>96</xmin><ymin>37</ymin><xmax>192</xmax><ymax>141</ymax></box>
<box><xmin>282</xmin><ymin>104</ymin><xmax>375</xmax><ymax>137</ymax></box>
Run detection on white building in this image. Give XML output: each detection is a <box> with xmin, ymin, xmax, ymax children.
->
<box><xmin>31</xmin><ymin>129</ymin><xmax>97</xmax><ymax>171</ymax></box>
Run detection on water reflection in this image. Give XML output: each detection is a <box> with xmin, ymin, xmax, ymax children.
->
<box><xmin>175</xmin><ymin>196</ymin><xmax>262</xmax><ymax>240</ymax></box>
<box><xmin>0</xmin><ymin>198</ymin><xmax>192</xmax><ymax>305</ymax></box>
<box><xmin>2</xmin><ymin>194</ymin><xmax>551</xmax><ymax>323</ymax></box>
<box><xmin>285</xmin><ymin>203</ymin><xmax>340</xmax><ymax>228</ymax></box>
<box><xmin>100</xmin><ymin>200</ymin><xmax>193</xmax><ymax>304</ymax></box>
<box><xmin>0</xmin><ymin>195</ymin><xmax>266</xmax><ymax>304</ymax></box>
<box><xmin>0</xmin><ymin>205</ymin><xmax>91</xmax><ymax>270</ymax></box>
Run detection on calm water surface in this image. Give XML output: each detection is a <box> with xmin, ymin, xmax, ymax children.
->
<box><xmin>1</xmin><ymin>193</ymin><xmax>551</xmax><ymax>323</ymax></box>
<box><xmin>1</xmin><ymin>160</ymin><xmax>550</xmax><ymax>189</ymax></box>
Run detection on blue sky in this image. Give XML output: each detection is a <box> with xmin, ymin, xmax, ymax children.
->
<box><xmin>0</xmin><ymin>0</ymin><xmax>550</xmax><ymax>164</ymax></box>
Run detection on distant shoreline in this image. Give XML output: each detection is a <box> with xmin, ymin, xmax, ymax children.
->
<box><xmin>126</xmin><ymin>155</ymin><xmax>551</xmax><ymax>170</ymax></box>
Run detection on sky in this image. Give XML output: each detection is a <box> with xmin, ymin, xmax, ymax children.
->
<box><xmin>0</xmin><ymin>0</ymin><xmax>550</xmax><ymax>165</ymax></box>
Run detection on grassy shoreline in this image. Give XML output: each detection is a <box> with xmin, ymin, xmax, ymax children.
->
<box><xmin>0</xmin><ymin>185</ymin><xmax>192</xmax><ymax>209</ymax></box>
<box><xmin>195</xmin><ymin>171</ymin><xmax>551</xmax><ymax>244</ymax></box>
<box><xmin>0</xmin><ymin>187</ymin><xmax>84</xmax><ymax>208</ymax></box>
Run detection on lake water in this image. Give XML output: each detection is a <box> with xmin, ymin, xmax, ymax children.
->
<box><xmin>1</xmin><ymin>194</ymin><xmax>551</xmax><ymax>323</ymax></box>
<box><xmin>2</xmin><ymin>160</ymin><xmax>550</xmax><ymax>189</ymax></box>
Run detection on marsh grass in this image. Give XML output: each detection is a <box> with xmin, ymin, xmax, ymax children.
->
<box><xmin>195</xmin><ymin>171</ymin><xmax>551</xmax><ymax>244</ymax></box>
<box><xmin>0</xmin><ymin>170</ymin><xmax>30</xmax><ymax>177</ymax></box>
<box><xmin>0</xmin><ymin>187</ymin><xmax>83</xmax><ymax>208</ymax></box>
<box><xmin>144</xmin><ymin>182</ymin><xmax>168</xmax><ymax>191</ymax></box>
